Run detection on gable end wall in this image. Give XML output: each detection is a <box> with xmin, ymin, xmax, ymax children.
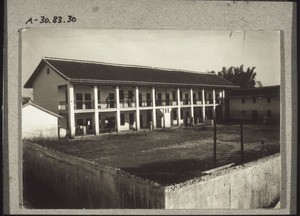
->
<box><xmin>33</xmin><ymin>64</ymin><xmax>68</xmax><ymax>114</ymax></box>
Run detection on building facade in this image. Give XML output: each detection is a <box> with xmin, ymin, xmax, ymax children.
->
<box><xmin>226</xmin><ymin>85</ymin><xmax>280</xmax><ymax>124</ymax></box>
<box><xmin>24</xmin><ymin>57</ymin><xmax>238</xmax><ymax>138</ymax></box>
<box><xmin>22</xmin><ymin>101</ymin><xmax>62</xmax><ymax>139</ymax></box>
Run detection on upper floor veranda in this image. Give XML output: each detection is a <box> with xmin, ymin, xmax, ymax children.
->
<box><xmin>57</xmin><ymin>84</ymin><xmax>226</xmax><ymax>113</ymax></box>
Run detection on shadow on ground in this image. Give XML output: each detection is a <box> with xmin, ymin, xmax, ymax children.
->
<box><xmin>122</xmin><ymin>147</ymin><xmax>280</xmax><ymax>185</ymax></box>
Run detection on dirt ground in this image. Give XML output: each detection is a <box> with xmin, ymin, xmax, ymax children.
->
<box><xmin>29</xmin><ymin>124</ymin><xmax>280</xmax><ymax>185</ymax></box>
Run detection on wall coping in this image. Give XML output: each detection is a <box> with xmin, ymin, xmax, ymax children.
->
<box><xmin>165</xmin><ymin>153</ymin><xmax>280</xmax><ymax>192</ymax></box>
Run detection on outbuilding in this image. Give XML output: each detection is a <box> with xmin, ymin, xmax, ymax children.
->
<box><xmin>22</xmin><ymin>101</ymin><xmax>63</xmax><ymax>139</ymax></box>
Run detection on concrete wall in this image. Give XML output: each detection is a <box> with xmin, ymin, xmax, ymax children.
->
<box><xmin>23</xmin><ymin>142</ymin><xmax>280</xmax><ymax>209</ymax></box>
<box><xmin>22</xmin><ymin>105</ymin><xmax>59</xmax><ymax>139</ymax></box>
<box><xmin>23</xmin><ymin>142</ymin><xmax>165</xmax><ymax>209</ymax></box>
<box><xmin>164</xmin><ymin>154</ymin><xmax>280</xmax><ymax>209</ymax></box>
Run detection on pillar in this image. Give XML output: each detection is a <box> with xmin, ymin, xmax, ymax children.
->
<box><xmin>177</xmin><ymin>88</ymin><xmax>181</xmax><ymax>125</ymax></box>
<box><xmin>222</xmin><ymin>89</ymin><xmax>226</xmax><ymax>120</ymax></box>
<box><xmin>68</xmin><ymin>84</ymin><xmax>75</xmax><ymax>138</ymax></box>
<box><xmin>190</xmin><ymin>88</ymin><xmax>194</xmax><ymax>118</ymax></box>
<box><xmin>135</xmin><ymin>87</ymin><xmax>140</xmax><ymax>131</ymax></box>
<box><xmin>115</xmin><ymin>86</ymin><xmax>121</xmax><ymax>133</ymax></box>
<box><xmin>213</xmin><ymin>88</ymin><xmax>216</xmax><ymax>119</ymax></box>
<box><xmin>94</xmin><ymin>86</ymin><xmax>99</xmax><ymax>135</ymax></box>
<box><xmin>152</xmin><ymin>87</ymin><xmax>157</xmax><ymax>129</ymax></box>
<box><xmin>202</xmin><ymin>88</ymin><xmax>206</xmax><ymax>122</ymax></box>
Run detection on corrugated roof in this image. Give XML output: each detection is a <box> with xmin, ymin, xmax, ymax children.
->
<box><xmin>24</xmin><ymin>57</ymin><xmax>239</xmax><ymax>88</ymax></box>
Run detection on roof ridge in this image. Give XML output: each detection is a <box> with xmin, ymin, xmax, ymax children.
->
<box><xmin>43</xmin><ymin>56</ymin><xmax>213</xmax><ymax>75</ymax></box>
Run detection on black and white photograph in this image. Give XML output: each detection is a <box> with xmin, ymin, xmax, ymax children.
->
<box><xmin>3</xmin><ymin>0</ymin><xmax>297</xmax><ymax>215</ymax></box>
<box><xmin>21</xmin><ymin>28</ymin><xmax>281</xmax><ymax>209</ymax></box>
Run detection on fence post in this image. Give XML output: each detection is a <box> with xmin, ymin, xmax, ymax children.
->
<box><xmin>213</xmin><ymin>118</ymin><xmax>217</xmax><ymax>167</ymax></box>
<box><xmin>240</xmin><ymin>121</ymin><xmax>244</xmax><ymax>163</ymax></box>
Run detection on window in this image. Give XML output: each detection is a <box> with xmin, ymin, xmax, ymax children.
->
<box><xmin>253</xmin><ymin>98</ymin><xmax>256</xmax><ymax>103</ymax></box>
<box><xmin>180</xmin><ymin>110</ymin><xmax>183</xmax><ymax>119</ymax></box>
<box><xmin>65</xmin><ymin>89</ymin><xmax>68</xmax><ymax>102</ymax></box>
<box><xmin>129</xmin><ymin>113</ymin><xmax>134</xmax><ymax>125</ymax></box>
<box><xmin>85</xmin><ymin>93</ymin><xmax>92</xmax><ymax>109</ymax></box>
<box><xmin>267</xmin><ymin>110</ymin><xmax>271</xmax><ymax>117</ymax></box>
<box><xmin>76</xmin><ymin>119</ymin><xmax>84</xmax><ymax>126</ymax></box>
<box><xmin>208</xmin><ymin>94</ymin><xmax>212</xmax><ymax>99</ymax></box>
<box><xmin>172</xmin><ymin>91</ymin><xmax>176</xmax><ymax>100</ymax></box>
<box><xmin>97</xmin><ymin>90</ymin><xmax>101</xmax><ymax>102</ymax></box>
<box><xmin>198</xmin><ymin>92</ymin><xmax>201</xmax><ymax>99</ymax></box>
<box><xmin>120</xmin><ymin>90</ymin><xmax>124</xmax><ymax>101</ymax></box>
<box><xmin>76</xmin><ymin>93</ymin><xmax>83</xmax><ymax>109</ymax></box>
<box><xmin>242</xmin><ymin>98</ymin><xmax>245</xmax><ymax>103</ymax></box>
<box><xmin>47</xmin><ymin>68</ymin><xmax>50</xmax><ymax>74</ymax></box>
<box><xmin>120</xmin><ymin>114</ymin><xmax>125</xmax><ymax>125</ymax></box>
<box><xmin>180</xmin><ymin>91</ymin><xmax>182</xmax><ymax>100</ymax></box>
<box><xmin>242</xmin><ymin>110</ymin><xmax>245</xmax><ymax>117</ymax></box>
<box><xmin>128</xmin><ymin>90</ymin><xmax>134</xmax><ymax>101</ymax></box>
<box><xmin>267</xmin><ymin>97</ymin><xmax>271</xmax><ymax>103</ymax></box>
<box><xmin>173</xmin><ymin>110</ymin><xmax>177</xmax><ymax>120</ymax></box>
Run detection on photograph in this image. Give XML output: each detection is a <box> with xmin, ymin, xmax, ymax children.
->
<box><xmin>21</xmin><ymin>28</ymin><xmax>281</xmax><ymax>209</ymax></box>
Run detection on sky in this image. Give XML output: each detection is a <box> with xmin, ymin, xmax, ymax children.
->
<box><xmin>22</xmin><ymin>28</ymin><xmax>281</xmax><ymax>97</ymax></box>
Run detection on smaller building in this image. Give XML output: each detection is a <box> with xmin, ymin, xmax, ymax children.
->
<box><xmin>226</xmin><ymin>85</ymin><xmax>280</xmax><ymax>124</ymax></box>
<box><xmin>22</xmin><ymin>102</ymin><xmax>63</xmax><ymax>139</ymax></box>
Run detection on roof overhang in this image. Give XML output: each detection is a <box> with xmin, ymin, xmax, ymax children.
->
<box><xmin>70</xmin><ymin>79</ymin><xmax>240</xmax><ymax>89</ymax></box>
<box><xmin>22</xmin><ymin>102</ymin><xmax>63</xmax><ymax>118</ymax></box>
<box><xmin>23</xmin><ymin>58</ymin><xmax>69</xmax><ymax>88</ymax></box>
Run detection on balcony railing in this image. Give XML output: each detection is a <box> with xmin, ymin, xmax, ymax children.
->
<box><xmin>155</xmin><ymin>99</ymin><xmax>178</xmax><ymax>106</ymax></box>
<box><xmin>98</xmin><ymin>100</ymin><xmax>116</xmax><ymax>109</ymax></box>
<box><xmin>139</xmin><ymin>99</ymin><xmax>153</xmax><ymax>107</ymax></box>
<box><xmin>182</xmin><ymin>99</ymin><xmax>190</xmax><ymax>105</ymax></box>
<box><xmin>119</xmin><ymin>99</ymin><xmax>136</xmax><ymax>108</ymax></box>
<box><xmin>58</xmin><ymin>101</ymin><xmax>68</xmax><ymax>111</ymax></box>
<box><xmin>75</xmin><ymin>100</ymin><xmax>94</xmax><ymax>110</ymax></box>
<box><xmin>206</xmin><ymin>99</ymin><xmax>213</xmax><ymax>104</ymax></box>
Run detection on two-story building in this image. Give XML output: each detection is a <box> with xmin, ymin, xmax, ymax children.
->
<box><xmin>226</xmin><ymin>85</ymin><xmax>280</xmax><ymax>124</ymax></box>
<box><xmin>24</xmin><ymin>57</ymin><xmax>238</xmax><ymax>138</ymax></box>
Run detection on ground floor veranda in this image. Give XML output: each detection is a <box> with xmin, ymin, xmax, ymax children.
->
<box><xmin>59</xmin><ymin>105</ymin><xmax>224</xmax><ymax>137</ymax></box>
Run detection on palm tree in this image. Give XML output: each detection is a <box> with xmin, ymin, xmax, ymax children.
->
<box><xmin>215</xmin><ymin>65</ymin><xmax>258</xmax><ymax>88</ymax></box>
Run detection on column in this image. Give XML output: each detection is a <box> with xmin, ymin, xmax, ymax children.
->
<box><xmin>213</xmin><ymin>88</ymin><xmax>216</xmax><ymax>119</ymax></box>
<box><xmin>68</xmin><ymin>84</ymin><xmax>75</xmax><ymax>138</ymax></box>
<box><xmin>202</xmin><ymin>88</ymin><xmax>206</xmax><ymax>122</ymax></box>
<box><xmin>152</xmin><ymin>87</ymin><xmax>157</xmax><ymax>129</ymax></box>
<box><xmin>94</xmin><ymin>86</ymin><xmax>99</xmax><ymax>135</ymax></box>
<box><xmin>177</xmin><ymin>88</ymin><xmax>181</xmax><ymax>125</ymax></box>
<box><xmin>190</xmin><ymin>88</ymin><xmax>194</xmax><ymax>118</ymax></box>
<box><xmin>222</xmin><ymin>89</ymin><xmax>226</xmax><ymax>120</ymax></box>
<box><xmin>135</xmin><ymin>87</ymin><xmax>140</xmax><ymax>131</ymax></box>
<box><xmin>115</xmin><ymin>86</ymin><xmax>121</xmax><ymax>133</ymax></box>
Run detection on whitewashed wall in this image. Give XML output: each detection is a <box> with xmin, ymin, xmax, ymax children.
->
<box><xmin>22</xmin><ymin>104</ymin><xmax>59</xmax><ymax>139</ymax></box>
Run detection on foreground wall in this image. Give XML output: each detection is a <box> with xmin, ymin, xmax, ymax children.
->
<box><xmin>23</xmin><ymin>142</ymin><xmax>165</xmax><ymax>209</ymax></box>
<box><xmin>165</xmin><ymin>154</ymin><xmax>280</xmax><ymax>209</ymax></box>
<box><xmin>23</xmin><ymin>141</ymin><xmax>280</xmax><ymax>209</ymax></box>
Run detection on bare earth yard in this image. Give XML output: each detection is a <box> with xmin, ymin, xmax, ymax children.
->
<box><xmin>30</xmin><ymin>124</ymin><xmax>280</xmax><ymax>185</ymax></box>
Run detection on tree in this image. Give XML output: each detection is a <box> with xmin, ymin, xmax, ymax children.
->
<box><xmin>216</xmin><ymin>65</ymin><xmax>258</xmax><ymax>88</ymax></box>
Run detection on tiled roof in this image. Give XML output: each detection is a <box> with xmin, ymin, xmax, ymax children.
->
<box><xmin>24</xmin><ymin>57</ymin><xmax>239</xmax><ymax>88</ymax></box>
<box><xmin>22</xmin><ymin>101</ymin><xmax>63</xmax><ymax>118</ymax></box>
<box><xmin>228</xmin><ymin>85</ymin><xmax>280</xmax><ymax>97</ymax></box>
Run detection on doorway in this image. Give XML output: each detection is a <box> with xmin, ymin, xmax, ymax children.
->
<box><xmin>109</xmin><ymin>93</ymin><xmax>115</xmax><ymax>108</ymax></box>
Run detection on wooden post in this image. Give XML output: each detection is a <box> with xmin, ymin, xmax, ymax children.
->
<box><xmin>213</xmin><ymin>117</ymin><xmax>217</xmax><ymax>167</ymax></box>
<box><xmin>240</xmin><ymin>121</ymin><xmax>244</xmax><ymax>163</ymax></box>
